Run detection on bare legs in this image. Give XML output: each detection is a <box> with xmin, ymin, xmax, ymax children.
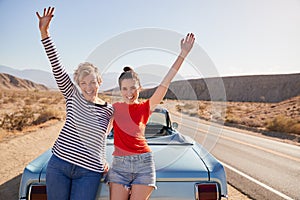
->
<box><xmin>110</xmin><ymin>183</ymin><xmax>154</xmax><ymax>200</ymax></box>
<box><xmin>109</xmin><ymin>183</ymin><xmax>130</xmax><ymax>200</ymax></box>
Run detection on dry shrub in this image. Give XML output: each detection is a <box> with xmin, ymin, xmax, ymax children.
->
<box><xmin>225</xmin><ymin>115</ymin><xmax>240</xmax><ymax>124</ymax></box>
<box><xmin>0</xmin><ymin>107</ymin><xmax>34</xmax><ymax>131</ymax></box>
<box><xmin>7</xmin><ymin>96</ymin><xmax>17</xmax><ymax>104</ymax></box>
<box><xmin>0</xmin><ymin>107</ymin><xmax>64</xmax><ymax>131</ymax></box>
<box><xmin>24</xmin><ymin>97</ymin><xmax>35</xmax><ymax>105</ymax></box>
<box><xmin>38</xmin><ymin>97</ymin><xmax>52</xmax><ymax>104</ymax></box>
<box><xmin>0</xmin><ymin>90</ymin><xmax>66</xmax><ymax>132</ymax></box>
<box><xmin>241</xmin><ymin>119</ymin><xmax>262</xmax><ymax>128</ymax></box>
<box><xmin>50</xmin><ymin>97</ymin><xmax>65</xmax><ymax>105</ymax></box>
<box><xmin>224</xmin><ymin>107</ymin><xmax>237</xmax><ymax>123</ymax></box>
<box><xmin>33</xmin><ymin>108</ymin><xmax>63</xmax><ymax>125</ymax></box>
<box><xmin>289</xmin><ymin>123</ymin><xmax>300</xmax><ymax>135</ymax></box>
<box><xmin>199</xmin><ymin>104</ymin><xmax>208</xmax><ymax>111</ymax></box>
<box><xmin>176</xmin><ymin>103</ymin><xmax>196</xmax><ymax>112</ymax></box>
<box><xmin>175</xmin><ymin>104</ymin><xmax>182</xmax><ymax>112</ymax></box>
<box><xmin>2</xmin><ymin>97</ymin><xmax>10</xmax><ymax>104</ymax></box>
<box><xmin>182</xmin><ymin>103</ymin><xmax>196</xmax><ymax>110</ymax></box>
<box><xmin>266</xmin><ymin>115</ymin><xmax>300</xmax><ymax>135</ymax></box>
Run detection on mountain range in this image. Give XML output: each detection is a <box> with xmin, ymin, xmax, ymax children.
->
<box><xmin>0</xmin><ymin>65</ymin><xmax>119</xmax><ymax>91</ymax></box>
<box><xmin>1</xmin><ymin>65</ymin><xmax>299</xmax><ymax>103</ymax></box>
<box><xmin>140</xmin><ymin>73</ymin><xmax>300</xmax><ymax>103</ymax></box>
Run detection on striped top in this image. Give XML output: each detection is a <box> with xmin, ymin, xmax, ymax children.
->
<box><xmin>42</xmin><ymin>37</ymin><xmax>114</xmax><ymax>173</ymax></box>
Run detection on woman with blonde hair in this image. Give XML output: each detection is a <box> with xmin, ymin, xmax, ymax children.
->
<box><xmin>36</xmin><ymin>7</ymin><xmax>113</xmax><ymax>200</ymax></box>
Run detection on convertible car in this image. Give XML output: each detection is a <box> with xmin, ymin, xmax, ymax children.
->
<box><xmin>19</xmin><ymin>107</ymin><xmax>228</xmax><ymax>200</ymax></box>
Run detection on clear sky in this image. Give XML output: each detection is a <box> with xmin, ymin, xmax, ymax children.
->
<box><xmin>0</xmin><ymin>0</ymin><xmax>300</xmax><ymax>79</ymax></box>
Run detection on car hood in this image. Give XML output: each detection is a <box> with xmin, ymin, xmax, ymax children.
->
<box><xmin>107</xmin><ymin>133</ymin><xmax>210</xmax><ymax>181</ymax></box>
<box><xmin>152</xmin><ymin>145</ymin><xmax>209</xmax><ymax>181</ymax></box>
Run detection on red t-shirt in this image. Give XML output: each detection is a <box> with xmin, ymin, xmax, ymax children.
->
<box><xmin>112</xmin><ymin>100</ymin><xmax>151</xmax><ymax>156</ymax></box>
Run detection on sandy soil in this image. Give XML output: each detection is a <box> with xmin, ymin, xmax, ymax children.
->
<box><xmin>163</xmin><ymin>99</ymin><xmax>300</xmax><ymax>146</ymax></box>
<box><xmin>0</xmin><ymin>120</ymin><xmax>61</xmax><ymax>200</ymax></box>
<box><xmin>0</xmin><ymin>119</ymin><xmax>251</xmax><ymax>200</ymax></box>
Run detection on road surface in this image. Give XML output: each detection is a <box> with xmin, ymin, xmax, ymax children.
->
<box><xmin>171</xmin><ymin>112</ymin><xmax>300</xmax><ymax>200</ymax></box>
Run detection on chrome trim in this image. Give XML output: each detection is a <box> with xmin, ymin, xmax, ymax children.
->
<box><xmin>156</xmin><ymin>177</ymin><xmax>206</xmax><ymax>182</ymax></box>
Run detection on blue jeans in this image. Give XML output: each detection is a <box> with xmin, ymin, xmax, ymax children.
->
<box><xmin>46</xmin><ymin>154</ymin><xmax>102</xmax><ymax>200</ymax></box>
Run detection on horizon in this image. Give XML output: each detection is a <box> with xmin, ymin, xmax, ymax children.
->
<box><xmin>1</xmin><ymin>63</ymin><xmax>299</xmax><ymax>77</ymax></box>
<box><xmin>1</xmin><ymin>64</ymin><xmax>299</xmax><ymax>92</ymax></box>
<box><xmin>2</xmin><ymin>64</ymin><xmax>299</xmax><ymax>79</ymax></box>
<box><xmin>1</xmin><ymin>66</ymin><xmax>299</xmax><ymax>104</ymax></box>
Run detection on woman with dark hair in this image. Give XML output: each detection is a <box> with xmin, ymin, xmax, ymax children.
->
<box><xmin>108</xmin><ymin>33</ymin><xmax>195</xmax><ymax>200</ymax></box>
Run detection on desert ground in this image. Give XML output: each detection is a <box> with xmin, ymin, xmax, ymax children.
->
<box><xmin>1</xmin><ymin>89</ymin><xmax>299</xmax><ymax>199</ymax></box>
<box><xmin>164</xmin><ymin>96</ymin><xmax>300</xmax><ymax>145</ymax></box>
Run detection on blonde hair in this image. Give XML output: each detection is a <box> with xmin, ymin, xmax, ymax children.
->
<box><xmin>73</xmin><ymin>62</ymin><xmax>102</xmax><ymax>85</ymax></box>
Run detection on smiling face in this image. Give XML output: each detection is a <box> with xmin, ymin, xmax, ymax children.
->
<box><xmin>74</xmin><ymin>62</ymin><xmax>102</xmax><ymax>103</ymax></box>
<box><xmin>79</xmin><ymin>73</ymin><xmax>100</xmax><ymax>102</ymax></box>
<box><xmin>120</xmin><ymin>78</ymin><xmax>140</xmax><ymax>104</ymax></box>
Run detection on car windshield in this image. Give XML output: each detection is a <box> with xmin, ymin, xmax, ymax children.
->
<box><xmin>107</xmin><ymin>110</ymin><xmax>169</xmax><ymax>139</ymax></box>
<box><xmin>144</xmin><ymin>111</ymin><xmax>168</xmax><ymax>138</ymax></box>
<box><xmin>107</xmin><ymin>109</ymin><xmax>193</xmax><ymax>145</ymax></box>
<box><xmin>147</xmin><ymin>112</ymin><xmax>167</xmax><ymax>126</ymax></box>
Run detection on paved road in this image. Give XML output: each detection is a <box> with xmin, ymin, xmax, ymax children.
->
<box><xmin>171</xmin><ymin>113</ymin><xmax>300</xmax><ymax>200</ymax></box>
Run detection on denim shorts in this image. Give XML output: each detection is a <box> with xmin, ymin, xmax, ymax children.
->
<box><xmin>107</xmin><ymin>152</ymin><xmax>156</xmax><ymax>189</ymax></box>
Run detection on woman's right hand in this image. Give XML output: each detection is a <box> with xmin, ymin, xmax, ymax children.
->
<box><xmin>36</xmin><ymin>7</ymin><xmax>55</xmax><ymax>39</ymax></box>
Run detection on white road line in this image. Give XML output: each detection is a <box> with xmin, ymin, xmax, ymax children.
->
<box><xmin>221</xmin><ymin>161</ymin><xmax>294</xmax><ymax>200</ymax></box>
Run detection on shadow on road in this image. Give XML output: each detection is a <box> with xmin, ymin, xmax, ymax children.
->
<box><xmin>0</xmin><ymin>174</ymin><xmax>22</xmax><ymax>200</ymax></box>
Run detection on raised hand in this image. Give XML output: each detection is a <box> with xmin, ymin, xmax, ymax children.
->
<box><xmin>180</xmin><ymin>33</ymin><xmax>195</xmax><ymax>58</ymax></box>
<box><xmin>36</xmin><ymin>7</ymin><xmax>55</xmax><ymax>39</ymax></box>
<box><xmin>149</xmin><ymin>33</ymin><xmax>195</xmax><ymax>110</ymax></box>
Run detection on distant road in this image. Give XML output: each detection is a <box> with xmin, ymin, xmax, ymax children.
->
<box><xmin>171</xmin><ymin>113</ymin><xmax>300</xmax><ymax>200</ymax></box>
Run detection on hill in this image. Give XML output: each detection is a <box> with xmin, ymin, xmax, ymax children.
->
<box><xmin>0</xmin><ymin>65</ymin><xmax>119</xmax><ymax>91</ymax></box>
<box><xmin>0</xmin><ymin>65</ymin><xmax>57</xmax><ymax>89</ymax></box>
<box><xmin>0</xmin><ymin>73</ymin><xmax>48</xmax><ymax>90</ymax></box>
<box><xmin>140</xmin><ymin>73</ymin><xmax>300</xmax><ymax>103</ymax></box>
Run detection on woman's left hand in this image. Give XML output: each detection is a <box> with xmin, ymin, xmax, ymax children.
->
<box><xmin>36</xmin><ymin>7</ymin><xmax>55</xmax><ymax>39</ymax></box>
<box><xmin>180</xmin><ymin>33</ymin><xmax>195</xmax><ymax>58</ymax></box>
<box><xmin>103</xmin><ymin>162</ymin><xmax>109</xmax><ymax>173</ymax></box>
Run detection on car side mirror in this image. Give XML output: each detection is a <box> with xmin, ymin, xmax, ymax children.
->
<box><xmin>172</xmin><ymin>122</ymin><xmax>178</xmax><ymax>129</ymax></box>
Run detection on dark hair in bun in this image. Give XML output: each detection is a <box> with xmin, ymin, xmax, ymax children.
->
<box><xmin>123</xmin><ymin>66</ymin><xmax>133</xmax><ymax>72</ymax></box>
<box><xmin>118</xmin><ymin>66</ymin><xmax>141</xmax><ymax>89</ymax></box>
